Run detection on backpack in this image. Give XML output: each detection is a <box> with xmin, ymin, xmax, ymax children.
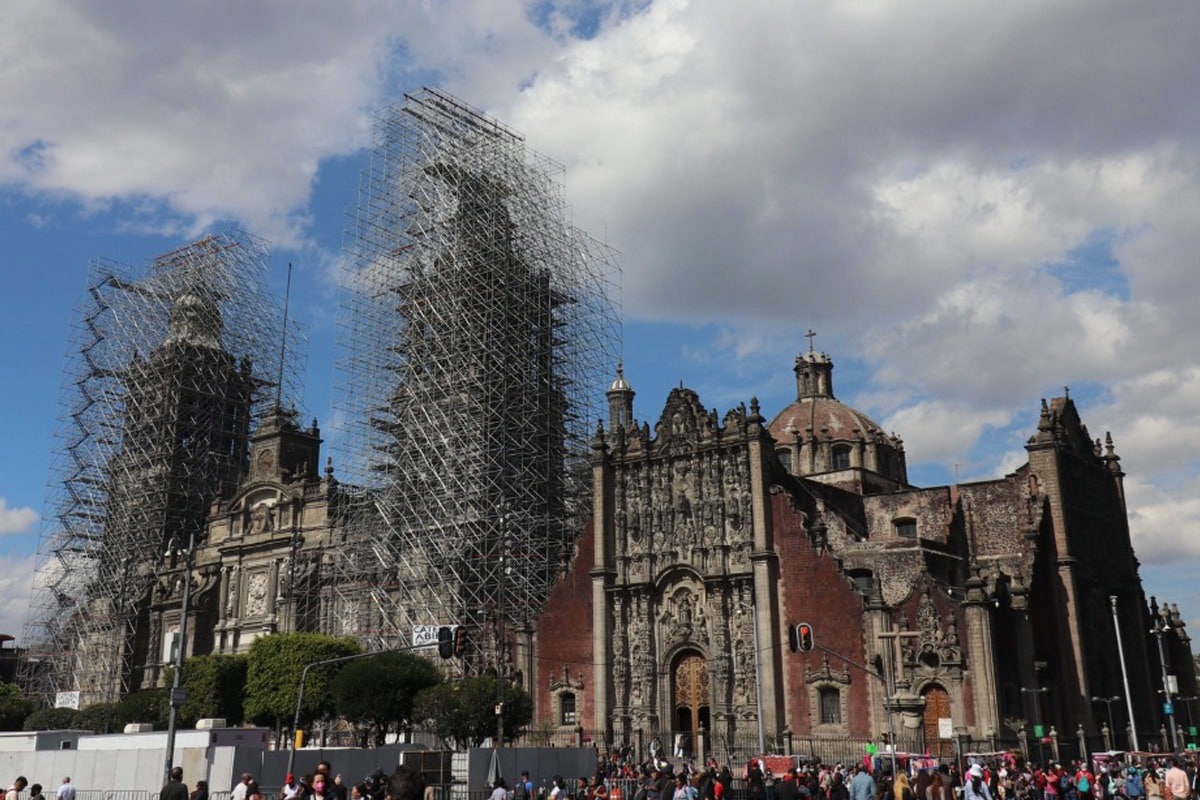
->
<box><xmin>1061</xmin><ymin>775</ymin><xmax>1071</xmax><ymax>791</ymax></box>
<box><xmin>516</xmin><ymin>784</ymin><xmax>530</xmax><ymax>800</ymax></box>
<box><xmin>1078</xmin><ymin>776</ymin><xmax>1091</xmax><ymax>794</ymax></box>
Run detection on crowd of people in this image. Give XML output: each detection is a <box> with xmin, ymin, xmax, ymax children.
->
<box><xmin>157</xmin><ymin>764</ymin><xmax>428</xmax><ymax>800</ymax></box>
<box><xmin>488</xmin><ymin>753</ymin><xmax>1200</xmax><ymax>800</ymax></box>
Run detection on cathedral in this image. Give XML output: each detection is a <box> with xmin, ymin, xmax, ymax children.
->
<box><xmin>23</xmin><ymin>90</ymin><xmax>1194</xmax><ymax>762</ymax></box>
<box><xmin>533</xmin><ymin>347</ymin><xmax>1196</xmax><ymax>757</ymax></box>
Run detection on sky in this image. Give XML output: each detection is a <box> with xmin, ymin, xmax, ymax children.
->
<box><xmin>2</xmin><ymin>0</ymin><xmax>1200</xmax><ymax>646</ymax></box>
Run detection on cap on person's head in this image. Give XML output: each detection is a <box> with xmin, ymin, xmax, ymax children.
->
<box><xmin>969</xmin><ymin>766</ymin><xmax>983</xmax><ymax>778</ymax></box>
<box><xmin>287</xmin><ymin>775</ymin><xmax>295</xmax><ymax>784</ymax></box>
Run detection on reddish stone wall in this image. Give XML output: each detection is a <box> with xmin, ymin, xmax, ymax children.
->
<box><xmin>534</xmin><ymin>517</ymin><xmax>597</xmax><ymax>728</ymax></box>
<box><xmin>772</xmin><ymin>491</ymin><xmax>873</xmax><ymax>735</ymax></box>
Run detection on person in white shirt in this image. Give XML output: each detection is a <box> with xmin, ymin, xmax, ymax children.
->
<box><xmin>56</xmin><ymin>778</ymin><xmax>75</xmax><ymax>800</ymax></box>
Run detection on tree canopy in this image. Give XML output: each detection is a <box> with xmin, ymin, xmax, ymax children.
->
<box><xmin>413</xmin><ymin>674</ymin><xmax>532</xmax><ymax>749</ymax></box>
<box><xmin>331</xmin><ymin>650</ymin><xmax>442</xmax><ymax>745</ymax></box>
<box><xmin>0</xmin><ymin>683</ymin><xmax>35</xmax><ymax>732</ymax></box>
<box><xmin>244</xmin><ymin>632</ymin><xmax>361</xmax><ymax>730</ymax></box>
<box><xmin>179</xmin><ymin>653</ymin><xmax>248</xmax><ymax>726</ymax></box>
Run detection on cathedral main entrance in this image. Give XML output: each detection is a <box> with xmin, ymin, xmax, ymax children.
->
<box><xmin>673</xmin><ymin>651</ymin><xmax>710</xmax><ymax>758</ymax></box>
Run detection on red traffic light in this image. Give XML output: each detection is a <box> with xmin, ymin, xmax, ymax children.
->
<box><xmin>796</xmin><ymin>622</ymin><xmax>814</xmax><ymax>652</ymax></box>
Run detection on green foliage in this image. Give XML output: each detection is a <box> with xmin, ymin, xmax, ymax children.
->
<box><xmin>244</xmin><ymin>633</ymin><xmax>361</xmax><ymax>729</ymax></box>
<box><xmin>73</xmin><ymin>703</ymin><xmax>126</xmax><ymax>734</ymax></box>
<box><xmin>413</xmin><ymin>674</ymin><xmax>533</xmax><ymax>749</ymax></box>
<box><xmin>22</xmin><ymin>706</ymin><xmax>77</xmax><ymax>731</ymax></box>
<box><xmin>70</xmin><ymin>688</ymin><xmax>169</xmax><ymax>733</ymax></box>
<box><xmin>180</xmin><ymin>654</ymin><xmax>248</xmax><ymax>726</ymax></box>
<box><xmin>331</xmin><ymin>651</ymin><xmax>442</xmax><ymax>745</ymax></box>
<box><xmin>120</xmin><ymin>688</ymin><xmax>169</xmax><ymax>728</ymax></box>
<box><xmin>0</xmin><ymin>682</ymin><xmax>35</xmax><ymax>731</ymax></box>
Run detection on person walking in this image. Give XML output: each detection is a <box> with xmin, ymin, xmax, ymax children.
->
<box><xmin>6</xmin><ymin>778</ymin><xmax>28</xmax><ymax>800</ymax></box>
<box><xmin>161</xmin><ymin>768</ymin><xmax>188</xmax><ymax>800</ymax></box>
<box><xmin>56</xmin><ymin>779</ymin><xmax>74</xmax><ymax>800</ymax></box>
<box><xmin>850</xmin><ymin>767</ymin><xmax>875</xmax><ymax>800</ymax></box>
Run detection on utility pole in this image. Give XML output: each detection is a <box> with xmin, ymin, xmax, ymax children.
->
<box><xmin>163</xmin><ymin>528</ymin><xmax>197</xmax><ymax>783</ymax></box>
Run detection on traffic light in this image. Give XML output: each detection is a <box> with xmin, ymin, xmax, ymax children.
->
<box><xmin>796</xmin><ymin>622</ymin><xmax>814</xmax><ymax>652</ymax></box>
<box><xmin>437</xmin><ymin>625</ymin><xmax>454</xmax><ymax>659</ymax></box>
<box><xmin>454</xmin><ymin>626</ymin><xmax>468</xmax><ymax>657</ymax></box>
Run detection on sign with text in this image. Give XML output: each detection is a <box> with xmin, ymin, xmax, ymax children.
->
<box><xmin>939</xmin><ymin>718</ymin><xmax>954</xmax><ymax>739</ymax></box>
<box><xmin>412</xmin><ymin>624</ymin><xmax>456</xmax><ymax>648</ymax></box>
<box><xmin>55</xmin><ymin>691</ymin><xmax>80</xmax><ymax>710</ymax></box>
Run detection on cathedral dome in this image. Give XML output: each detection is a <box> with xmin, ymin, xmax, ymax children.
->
<box><xmin>768</xmin><ymin>394</ymin><xmax>888</xmax><ymax>445</ymax></box>
<box><xmin>767</xmin><ymin>346</ymin><xmax>907</xmax><ymax>490</ymax></box>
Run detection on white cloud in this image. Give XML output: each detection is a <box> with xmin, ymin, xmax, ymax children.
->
<box><xmin>0</xmin><ymin>553</ymin><xmax>36</xmax><ymax>640</ymax></box>
<box><xmin>881</xmin><ymin>400</ymin><xmax>1013</xmax><ymax>468</ymax></box>
<box><xmin>0</xmin><ymin>500</ymin><xmax>37</xmax><ymax>535</ymax></box>
<box><xmin>4</xmin><ymin>0</ymin><xmax>1200</xmax><ymax>614</ymax></box>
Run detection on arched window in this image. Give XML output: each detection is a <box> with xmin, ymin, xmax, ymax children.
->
<box><xmin>894</xmin><ymin>518</ymin><xmax>917</xmax><ymax>538</ymax></box>
<box><xmin>560</xmin><ymin>692</ymin><xmax>577</xmax><ymax>725</ymax></box>
<box><xmin>832</xmin><ymin>445</ymin><xmax>851</xmax><ymax>470</ymax></box>
<box><xmin>777</xmin><ymin>449</ymin><xmax>793</xmax><ymax>474</ymax></box>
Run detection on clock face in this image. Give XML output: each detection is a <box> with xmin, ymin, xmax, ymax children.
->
<box><xmin>257</xmin><ymin>447</ymin><xmax>275</xmax><ymax>472</ymax></box>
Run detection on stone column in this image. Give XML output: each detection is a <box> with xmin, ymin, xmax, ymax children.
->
<box><xmin>963</xmin><ymin>570</ymin><xmax>1000</xmax><ymax>737</ymax></box>
<box><xmin>745</xmin><ymin>400</ymin><xmax>783</xmax><ymax>739</ymax></box>
<box><xmin>591</xmin><ymin>427</ymin><xmax>614</xmax><ymax>737</ymax></box>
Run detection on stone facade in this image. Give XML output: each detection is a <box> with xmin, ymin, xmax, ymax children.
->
<box><xmin>533</xmin><ymin>348</ymin><xmax>1196</xmax><ymax>755</ymax></box>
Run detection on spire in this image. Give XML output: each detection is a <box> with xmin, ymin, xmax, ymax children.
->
<box><xmin>794</xmin><ymin>331</ymin><xmax>835</xmax><ymax>400</ymax></box>
<box><xmin>606</xmin><ymin>362</ymin><xmax>635</xmax><ymax>432</ymax></box>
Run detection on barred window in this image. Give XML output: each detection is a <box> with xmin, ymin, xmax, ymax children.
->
<box><xmin>560</xmin><ymin>692</ymin><xmax>577</xmax><ymax>725</ymax></box>
<box><xmin>832</xmin><ymin>446</ymin><xmax>851</xmax><ymax>470</ymax></box>
<box><xmin>819</xmin><ymin>687</ymin><xmax>841</xmax><ymax>725</ymax></box>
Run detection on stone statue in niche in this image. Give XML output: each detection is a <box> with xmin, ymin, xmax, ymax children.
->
<box><xmin>225</xmin><ymin>566</ymin><xmax>240</xmax><ymax>616</ymax></box>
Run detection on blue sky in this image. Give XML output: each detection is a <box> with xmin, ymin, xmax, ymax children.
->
<box><xmin>3</xmin><ymin>0</ymin><xmax>1200</xmax><ymax>642</ymax></box>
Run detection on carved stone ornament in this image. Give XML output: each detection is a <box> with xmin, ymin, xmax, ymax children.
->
<box><xmin>245</xmin><ymin>571</ymin><xmax>269</xmax><ymax>617</ymax></box>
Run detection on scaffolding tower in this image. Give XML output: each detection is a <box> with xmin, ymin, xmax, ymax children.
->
<box><xmin>331</xmin><ymin>89</ymin><xmax>620</xmax><ymax>660</ymax></box>
<box><xmin>21</xmin><ymin>232</ymin><xmax>303</xmax><ymax>705</ymax></box>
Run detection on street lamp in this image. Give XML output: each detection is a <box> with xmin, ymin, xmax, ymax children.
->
<box><xmin>1090</xmin><ymin>696</ymin><xmax>1121</xmax><ymax>747</ymax></box>
<box><xmin>736</xmin><ymin>601</ymin><xmax>765</xmax><ymax>756</ymax></box>
<box><xmin>1021</xmin><ymin>687</ymin><xmax>1049</xmax><ymax>766</ymax></box>
<box><xmin>1150</xmin><ymin>598</ymin><xmax>1180</xmax><ymax>752</ymax></box>
<box><xmin>163</xmin><ymin>529</ymin><xmax>197</xmax><ymax>783</ymax></box>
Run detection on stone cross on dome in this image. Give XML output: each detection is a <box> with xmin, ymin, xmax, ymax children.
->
<box><xmin>805</xmin><ymin>328</ymin><xmax>817</xmax><ymax>353</ymax></box>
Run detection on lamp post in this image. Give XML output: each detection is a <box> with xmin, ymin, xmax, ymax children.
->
<box><xmin>737</xmin><ymin>601</ymin><xmax>765</xmax><ymax>756</ymax></box>
<box><xmin>1021</xmin><ymin>687</ymin><xmax>1049</xmax><ymax>766</ymax></box>
<box><xmin>1090</xmin><ymin>696</ymin><xmax>1121</xmax><ymax>748</ymax></box>
<box><xmin>163</xmin><ymin>529</ymin><xmax>197</xmax><ymax>783</ymax></box>
<box><xmin>1110</xmin><ymin>595</ymin><xmax>1140</xmax><ymax>751</ymax></box>
<box><xmin>1178</xmin><ymin>697</ymin><xmax>1197</xmax><ymax>746</ymax></box>
<box><xmin>1150</xmin><ymin>600</ymin><xmax>1180</xmax><ymax>752</ymax></box>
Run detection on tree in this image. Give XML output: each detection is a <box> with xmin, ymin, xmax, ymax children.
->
<box><xmin>0</xmin><ymin>682</ymin><xmax>35</xmax><ymax>731</ymax></box>
<box><xmin>244</xmin><ymin>633</ymin><xmax>361</xmax><ymax>732</ymax></box>
<box><xmin>72</xmin><ymin>689</ymin><xmax>169</xmax><ymax>733</ymax></box>
<box><xmin>413</xmin><ymin>675</ymin><xmax>533</xmax><ymax>749</ymax></box>
<box><xmin>178</xmin><ymin>653</ymin><xmax>248</xmax><ymax>726</ymax></box>
<box><xmin>331</xmin><ymin>651</ymin><xmax>442</xmax><ymax>746</ymax></box>
<box><xmin>22</xmin><ymin>706</ymin><xmax>77</xmax><ymax>731</ymax></box>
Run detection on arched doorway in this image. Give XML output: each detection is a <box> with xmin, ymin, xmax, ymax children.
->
<box><xmin>923</xmin><ymin>684</ymin><xmax>953</xmax><ymax>758</ymax></box>
<box><xmin>673</xmin><ymin>651</ymin><xmax>710</xmax><ymax>759</ymax></box>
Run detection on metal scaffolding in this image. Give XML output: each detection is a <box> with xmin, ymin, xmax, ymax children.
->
<box><xmin>21</xmin><ymin>232</ymin><xmax>303</xmax><ymax>705</ymax></box>
<box><xmin>330</xmin><ymin>89</ymin><xmax>620</xmax><ymax>659</ymax></box>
